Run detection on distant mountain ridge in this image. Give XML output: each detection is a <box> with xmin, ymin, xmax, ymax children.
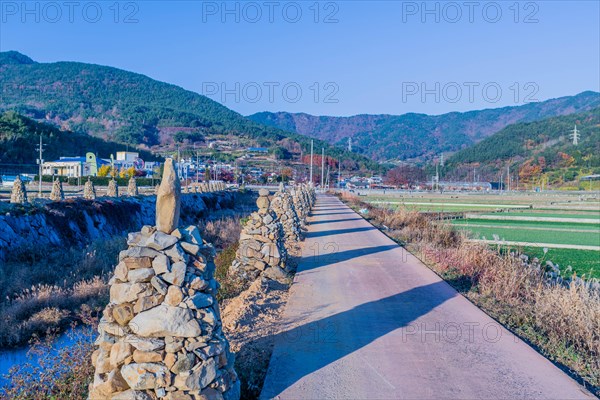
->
<box><xmin>248</xmin><ymin>91</ymin><xmax>600</xmax><ymax>162</ymax></box>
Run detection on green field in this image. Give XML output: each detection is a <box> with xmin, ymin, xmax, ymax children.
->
<box><xmin>453</xmin><ymin>219</ymin><xmax>599</xmax><ymax>231</ymax></box>
<box><xmin>516</xmin><ymin>247</ymin><xmax>599</xmax><ymax>279</ymax></box>
<box><xmin>453</xmin><ymin>223</ymin><xmax>600</xmax><ymax>247</ymax></box>
<box><xmin>361</xmin><ymin>192</ymin><xmax>600</xmax><ymax>279</ymax></box>
<box><xmin>476</xmin><ymin>211</ymin><xmax>600</xmax><ymax>220</ymax></box>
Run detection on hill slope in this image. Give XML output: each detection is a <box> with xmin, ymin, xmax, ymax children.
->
<box><xmin>0</xmin><ymin>111</ymin><xmax>157</xmax><ymax>165</ymax></box>
<box><xmin>445</xmin><ymin>108</ymin><xmax>600</xmax><ymax>184</ymax></box>
<box><xmin>248</xmin><ymin>92</ymin><xmax>600</xmax><ymax>162</ymax></box>
<box><xmin>0</xmin><ymin>51</ymin><xmax>378</xmax><ymax>170</ymax></box>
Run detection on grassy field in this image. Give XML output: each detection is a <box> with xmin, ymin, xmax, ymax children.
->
<box><xmin>454</xmin><ymin>224</ymin><xmax>600</xmax><ymax>247</ymax></box>
<box><xmin>453</xmin><ymin>219</ymin><xmax>599</xmax><ymax>231</ymax></box>
<box><xmin>516</xmin><ymin>247</ymin><xmax>600</xmax><ymax>279</ymax></box>
<box><xmin>475</xmin><ymin>211</ymin><xmax>600</xmax><ymax>219</ymax></box>
<box><xmin>360</xmin><ymin>191</ymin><xmax>600</xmax><ymax>279</ymax></box>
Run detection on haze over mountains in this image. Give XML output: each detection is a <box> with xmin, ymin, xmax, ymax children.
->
<box><xmin>249</xmin><ymin>92</ymin><xmax>600</xmax><ymax>162</ymax></box>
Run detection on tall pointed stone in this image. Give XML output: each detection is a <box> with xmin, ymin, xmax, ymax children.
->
<box><xmin>108</xmin><ymin>179</ymin><xmax>119</xmax><ymax>197</ymax></box>
<box><xmin>10</xmin><ymin>175</ymin><xmax>28</xmax><ymax>204</ymax></box>
<box><xmin>83</xmin><ymin>177</ymin><xmax>96</xmax><ymax>200</ymax></box>
<box><xmin>156</xmin><ymin>158</ymin><xmax>181</xmax><ymax>234</ymax></box>
<box><xmin>49</xmin><ymin>178</ymin><xmax>64</xmax><ymax>201</ymax></box>
<box><xmin>127</xmin><ymin>177</ymin><xmax>138</xmax><ymax>196</ymax></box>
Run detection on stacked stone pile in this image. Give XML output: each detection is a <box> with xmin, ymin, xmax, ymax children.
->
<box><xmin>84</xmin><ymin>177</ymin><xmax>97</xmax><ymax>200</ymax></box>
<box><xmin>227</xmin><ymin>189</ymin><xmax>289</xmax><ymax>285</ymax></box>
<box><xmin>49</xmin><ymin>178</ymin><xmax>64</xmax><ymax>201</ymax></box>
<box><xmin>270</xmin><ymin>184</ymin><xmax>302</xmax><ymax>246</ymax></box>
<box><xmin>108</xmin><ymin>179</ymin><xmax>119</xmax><ymax>197</ymax></box>
<box><xmin>88</xmin><ymin>159</ymin><xmax>240</xmax><ymax>400</ymax></box>
<box><xmin>291</xmin><ymin>184</ymin><xmax>313</xmax><ymax>226</ymax></box>
<box><xmin>290</xmin><ymin>188</ymin><xmax>306</xmax><ymax>225</ymax></box>
<box><xmin>10</xmin><ymin>175</ymin><xmax>28</xmax><ymax>204</ymax></box>
<box><xmin>128</xmin><ymin>177</ymin><xmax>139</xmax><ymax>197</ymax></box>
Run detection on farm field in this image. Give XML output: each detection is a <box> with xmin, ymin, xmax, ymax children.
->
<box><xmin>359</xmin><ymin>190</ymin><xmax>600</xmax><ymax>279</ymax></box>
<box><xmin>474</xmin><ymin>211</ymin><xmax>600</xmax><ymax>219</ymax></box>
<box><xmin>514</xmin><ymin>247</ymin><xmax>600</xmax><ymax>279</ymax></box>
<box><xmin>452</xmin><ymin>223</ymin><xmax>600</xmax><ymax>247</ymax></box>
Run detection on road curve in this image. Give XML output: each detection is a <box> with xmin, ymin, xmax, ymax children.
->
<box><xmin>260</xmin><ymin>195</ymin><xmax>595</xmax><ymax>400</ymax></box>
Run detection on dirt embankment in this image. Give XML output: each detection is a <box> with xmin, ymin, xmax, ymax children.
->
<box><xmin>220</xmin><ymin>245</ymin><xmax>301</xmax><ymax>399</ymax></box>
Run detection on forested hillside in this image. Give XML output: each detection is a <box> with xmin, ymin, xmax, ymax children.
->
<box><xmin>445</xmin><ymin>108</ymin><xmax>600</xmax><ymax>185</ymax></box>
<box><xmin>0</xmin><ymin>111</ymin><xmax>158</xmax><ymax>165</ymax></box>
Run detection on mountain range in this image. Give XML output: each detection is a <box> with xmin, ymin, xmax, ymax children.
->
<box><xmin>2</xmin><ymin>51</ymin><xmax>598</xmax><ymax>172</ymax></box>
<box><xmin>0</xmin><ymin>51</ymin><xmax>377</xmax><ymax>170</ymax></box>
<box><xmin>248</xmin><ymin>92</ymin><xmax>600</xmax><ymax>162</ymax></box>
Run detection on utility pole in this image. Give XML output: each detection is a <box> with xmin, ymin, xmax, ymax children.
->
<box><xmin>35</xmin><ymin>134</ymin><xmax>45</xmax><ymax>198</ymax></box>
<box><xmin>196</xmin><ymin>148</ymin><xmax>200</xmax><ymax>185</ymax></box>
<box><xmin>507</xmin><ymin>165</ymin><xmax>510</xmax><ymax>191</ymax></box>
<box><xmin>321</xmin><ymin>148</ymin><xmax>325</xmax><ymax>189</ymax></box>
<box><xmin>435</xmin><ymin>162</ymin><xmax>439</xmax><ymax>191</ymax></box>
<box><xmin>338</xmin><ymin>160</ymin><xmax>341</xmax><ymax>189</ymax></box>
<box><xmin>309</xmin><ymin>140</ymin><xmax>314</xmax><ymax>184</ymax></box>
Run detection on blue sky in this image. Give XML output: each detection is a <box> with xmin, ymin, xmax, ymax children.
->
<box><xmin>1</xmin><ymin>1</ymin><xmax>599</xmax><ymax>116</ymax></box>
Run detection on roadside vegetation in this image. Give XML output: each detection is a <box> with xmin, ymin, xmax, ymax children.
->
<box><xmin>0</xmin><ymin>237</ymin><xmax>124</xmax><ymax>348</ymax></box>
<box><xmin>341</xmin><ymin>192</ymin><xmax>600</xmax><ymax>395</ymax></box>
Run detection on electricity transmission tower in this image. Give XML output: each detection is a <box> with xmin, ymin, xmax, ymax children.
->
<box><xmin>570</xmin><ymin>124</ymin><xmax>580</xmax><ymax>145</ymax></box>
<box><xmin>348</xmin><ymin>137</ymin><xmax>352</xmax><ymax>152</ymax></box>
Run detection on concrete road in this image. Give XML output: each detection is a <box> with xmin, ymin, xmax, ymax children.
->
<box><xmin>260</xmin><ymin>195</ymin><xmax>595</xmax><ymax>400</ymax></box>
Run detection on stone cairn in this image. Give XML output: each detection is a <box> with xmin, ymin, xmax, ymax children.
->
<box><xmin>128</xmin><ymin>177</ymin><xmax>139</xmax><ymax>197</ymax></box>
<box><xmin>89</xmin><ymin>158</ymin><xmax>240</xmax><ymax>400</ymax></box>
<box><xmin>10</xmin><ymin>175</ymin><xmax>28</xmax><ymax>204</ymax></box>
<box><xmin>49</xmin><ymin>178</ymin><xmax>64</xmax><ymax>201</ymax></box>
<box><xmin>227</xmin><ymin>189</ymin><xmax>289</xmax><ymax>285</ymax></box>
<box><xmin>291</xmin><ymin>184</ymin><xmax>312</xmax><ymax>228</ymax></box>
<box><xmin>84</xmin><ymin>177</ymin><xmax>97</xmax><ymax>200</ymax></box>
<box><xmin>108</xmin><ymin>179</ymin><xmax>119</xmax><ymax>197</ymax></box>
<box><xmin>270</xmin><ymin>183</ymin><xmax>302</xmax><ymax>247</ymax></box>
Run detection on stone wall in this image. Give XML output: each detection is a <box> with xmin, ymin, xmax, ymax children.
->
<box><xmin>227</xmin><ymin>184</ymin><xmax>315</xmax><ymax>287</ymax></box>
<box><xmin>0</xmin><ymin>192</ymin><xmax>237</xmax><ymax>261</ymax></box>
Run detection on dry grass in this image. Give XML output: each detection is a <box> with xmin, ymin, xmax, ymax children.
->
<box><xmin>342</xmin><ymin>192</ymin><xmax>600</xmax><ymax>394</ymax></box>
<box><xmin>0</xmin><ymin>238</ymin><xmax>123</xmax><ymax>348</ymax></box>
<box><xmin>200</xmin><ymin>217</ymin><xmax>243</xmax><ymax>249</ymax></box>
<box><xmin>1</xmin><ymin>308</ymin><xmax>98</xmax><ymax>399</ymax></box>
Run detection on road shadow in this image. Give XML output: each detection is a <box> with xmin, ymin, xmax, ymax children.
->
<box><xmin>305</xmin><ymin>226</ymin><xmax>376</xmax><ymax>239</ymax></box>
<box><xmin>310</xmin><ymin>211</ymin><xmax>354</xmax><ymax>216</ymax></box>
<box><xmin>309</xmin><ymin>218</ymin><xmax>364</xmax><ymax>225</ymax></box>
<box><xmin>297</xmin><ymin>244</ymin><xmax>399</xmax><ymax>272</ymax></box>
<box><xmin>257</xmin><ymin>281</ymin><xmax>456</xmax><ymax>399</ymax></box>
